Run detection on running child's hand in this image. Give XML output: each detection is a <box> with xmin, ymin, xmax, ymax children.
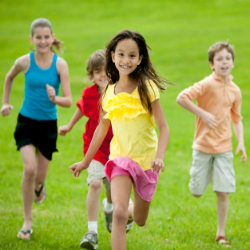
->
<box><xmin>46</xmin><ymin>84</ymin><xmax>56</xmax><ymax>102</ymax></box>
<box><xmin>69</xmin><ymin>161</ymin><xmax>88</xmax><ymax>177</ymax></box>
<box><xmin>1</xmin><ymin>103</ymin><xmax>13</xmax><ymax>116</ymax></box>
<box><xmin>235</xmin><ymin>143</ymin><xmax>247</xmax><ymax>163</ymax></box>
<box><xmin>201</xmin><ymin>110</ymin><xmax>218</xmax><ymax>130</ymax></box>
<box><xmin>59</xmin><ymin>125</ymin><xmax>71</xmax><ymax>136</ymax></box>
<box><xmin>151</xmin><ymin>158</ymin><xmax>164</xmax><ymax>173</ymax></box>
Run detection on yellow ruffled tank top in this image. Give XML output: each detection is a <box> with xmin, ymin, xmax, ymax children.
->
<box><xmin>102</xmin><ymin>80</ymin><xmax>160</xmax><ymax>171</ymax></box>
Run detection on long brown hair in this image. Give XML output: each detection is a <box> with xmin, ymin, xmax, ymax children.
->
<box><xmin>104</xmin><ymin>29</ymin><xmax>172</xmax><ymax>114</ymax></box>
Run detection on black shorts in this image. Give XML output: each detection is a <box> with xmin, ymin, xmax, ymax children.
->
<box><xmin>14</xmin><ymin>113</ymin><xmax>58</xmax><ymax>160</ymax></box>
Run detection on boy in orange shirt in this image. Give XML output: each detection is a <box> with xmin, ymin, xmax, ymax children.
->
<box><xmin>177</xmin><ymin>41</ymin><xmax>247</xmax><ymax>245</ymax></box>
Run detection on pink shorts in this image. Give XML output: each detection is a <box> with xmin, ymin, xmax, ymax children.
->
<box><xmin>105</xmin><ymin>157</ymin><xmax>159</xmax><ymax>202</ymax></box>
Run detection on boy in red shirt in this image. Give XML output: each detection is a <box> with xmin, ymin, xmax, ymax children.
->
<box><xmin>177</xmin><ymin>42</ymin><xmax>247</xmax><ymax>245</ymax></box>
<box><xmin>59</xmin><ymin>50</ymin><xmax>113</xmax><ymax>249</ymax></box>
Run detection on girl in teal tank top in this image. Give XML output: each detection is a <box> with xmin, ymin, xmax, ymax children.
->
<box><xmin>1</xmin><ymin>18</ymin><xmax>72</xmax><ymax>240</ymax></box>
<box><xmin>20</xmin><ymin>51</ymin><xmax>60</xmax><ymax>120</ymax></box>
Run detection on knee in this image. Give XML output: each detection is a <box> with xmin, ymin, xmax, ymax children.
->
<box><xmin>216</xmin><ymin>192</ymin><xmax>228</xmax><ymax>201</ymax></box>
<box><xmin>133</xmin><ymin>206</ymin><xmax>147</xmax><ymax>227</ymax></box>
<box><xmin>89</xmin><ymin>179</ymin><xmax>102</xmax><ymax>192</ymax></box>
<box><xmin>113</xmin><ymin>206</ymin><xmax>128</xmax><ymax>225</ymax></box>
<box><xmin>134</xmin><ymin>217</ymin><xmax>146</xmax><ymax>227</ymax></box>
<box><xmin>192</xmin><ymin>194</ymin><xmax>202</xmax><ymax>198</ymax></box>
<box><xmin>24</xmin><ymin>165</ymin><xmax>36</xmax><ymax>180</ymax></box>
<box><xmin>137</xmin><ymin>221</ymin><xmax>146</xmax><ymax>227</ymax></box>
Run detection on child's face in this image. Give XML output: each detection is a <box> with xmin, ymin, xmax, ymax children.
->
<box><xmin>29</xmin><ymin>27</ymin><xmax>54</xmax><ymax>54</ymax></box>
<box><xmin>111</xmin><ymin>38</ymin><xmax>142</xmax><ymax>76</ymax></box>
<box><xmin>91</xmin><ymin>66</ymin><xmax>108</xmax><ymax>90</ymax></box>
<box><xmin>209</xmin><ymin>48</ymin><xmax>234</xmax><ymax>79</ymax></box>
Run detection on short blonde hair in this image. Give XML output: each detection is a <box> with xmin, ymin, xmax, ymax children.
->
<box><xmin>86</xmin><ymin>49</ymin><xmax>106</xmax><ymax>80</ymax></box>
<box><xmin>208</xmin><ymin>41</ymin><xmax>234</xmax><ymax>63</ymax></box>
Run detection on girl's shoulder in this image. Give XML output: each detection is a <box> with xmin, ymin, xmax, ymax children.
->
<box><xmin>14</xmin><ymin>54</ymin><xmax>30</xmax><ymax>72</ymax></box>
<box><xmin>56</xmin><ymin>56</ymin><xmax>68</xmax><ymax>67</ymax></box>
<box><xmin>105</xmin><ymin>84</ymin><xmax>115</xmax><ymax>94</ymax></box>
<box><xmin>102</xmin><ymin>84</ymin><xmax>115</xmax><ymax>104</ymax></box>
<box><xmin>146</xmin><ymin>80</ymin><xmax>158</xmax><ymax>90</ymax></box>
<box><xmin>146</xmin><ymin>80</ymin><xmax>160</xmax><ymax>101</ymax></box>
<box><xmin>56</xmin><ymin>56</ymin><xmax>69</xmax><ymax>74</ymax></box>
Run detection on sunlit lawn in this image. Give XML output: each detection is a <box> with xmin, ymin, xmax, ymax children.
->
<box><xmin>0</xmin><ymin>0</ymin><xmax>250</xmax><ymax>249</ymax></box>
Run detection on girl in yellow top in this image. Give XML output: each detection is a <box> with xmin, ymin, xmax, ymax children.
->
<box><xmin>70</xmin><ymin>29</ymin><xmax>171</xmax><ymax>250</ymax></box>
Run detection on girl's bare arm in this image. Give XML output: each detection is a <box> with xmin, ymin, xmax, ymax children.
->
<box><xmin>49</xmin><ymin>57</ymin><xmax>72</xmax><ymax>107</ymax></box>
<box><xmin>1</xmin><ymin>55</ymin><xmax>29</xmax><ymax>116</ymax></box>
<box><xmin>151</xmin><ymin>99</ymin><xmax>169</xmax><ymax>173</ymax></box>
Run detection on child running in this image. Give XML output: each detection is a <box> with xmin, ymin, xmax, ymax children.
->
<box><xmin>177</xmin><ymin>41</ymin><xmax>247</xmax><ymax>245</ymax></box>
<box><xmin>1</xmin><ymin>18</ymin><xmax>72</xmax><ymax>240</ymax></box>
<box><xmin>69</xmin><ymin>29</ymin><xmax>171</xmax><ymax>250</ymax></box>
<box><xmin>59</xmin><ymin>49</ymin><xmax>113</xmax><ymax>249</ymax></box>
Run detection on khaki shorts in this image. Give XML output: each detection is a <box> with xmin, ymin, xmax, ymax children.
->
<box><xmin>189</xmin><ymin>149</ymin><xmax>235</xmax><ymax>195</ymax></box>
<box><xmin>87</xmin><ymin>160</ymin><xmax>110</xmax><ymax>188</ymax></box>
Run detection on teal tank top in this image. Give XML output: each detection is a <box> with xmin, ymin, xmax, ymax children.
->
<box><xmin>20</xmin><ymin>51</ymin><xmax>60</xmax><ymax>120</ymax></box>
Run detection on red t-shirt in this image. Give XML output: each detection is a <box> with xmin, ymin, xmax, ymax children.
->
<box><xmin>76</xmin><ymin>84</ymin><xmax>113</xmax><ymax>165</ymax></box>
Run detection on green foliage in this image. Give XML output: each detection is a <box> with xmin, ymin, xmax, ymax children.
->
<box><xmin>0</xmin><ymin>0</ymin><xmax>250</xmax><ymax>249</ymax></box>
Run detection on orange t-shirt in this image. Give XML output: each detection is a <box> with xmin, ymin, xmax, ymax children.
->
<box><xmin>178</xmin><ymin>72</ymin><xmax>242</xmax><ymax>154</ymax></box>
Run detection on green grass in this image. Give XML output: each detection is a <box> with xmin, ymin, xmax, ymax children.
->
<box><xmin>1</xmin><ymin>0</ymin><xmax>250</xmax><ymax>249</ymax></box>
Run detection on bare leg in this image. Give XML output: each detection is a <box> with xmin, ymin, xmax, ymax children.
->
<box><xmin>34</xmin><ymin>148</ymin><xmax>50</xmax><ymax>203</ymax></box>
<box><xmin>193</xmin><ymin>194</ymin><xmax>202</xmax><ymax>198</ymax></box>
<box><xmin>133</xmin><ymin>189</ymin><xmax>151</xmax><ymax>226</ymax></box>
<box><xmin>18</xmin><ymin>145</ymin><xmax>36</xmax><ymax>239</ymax></box>
<box><xmin>105</xmin><ymin>181</ymin><xmax>112</xmax><ymax>204</ymax></box>
<box><xmin>111</xmin><ymin>175</ymin><xmax>133</xmax><ymax>250</ymax></box>
<box><xmin>216</xmin><ymin>192</ymin><xmax>229</xmax><ymax>237</ymax></box>
<box><xmin>87</xmin><ymin>179</ymin><xmax>103</xmax><ymax>221</ymax></box>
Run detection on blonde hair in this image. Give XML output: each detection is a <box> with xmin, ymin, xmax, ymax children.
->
<box><xmin>86</xmin><ymin>49</ymin><xmax>106</xmax><ymax>80</ymax></box>
<box><xmin>208</xmin><ymin>41</ymin><xmax>234</xmax><ymax>63</ymax></box>
<box><xmin>30</xmin><ymin>18</ymin><xmax>64</xmax><ymax>53</ymax></box>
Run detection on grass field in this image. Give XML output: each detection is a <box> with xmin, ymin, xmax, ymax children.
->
<box><xmin>0</xmin><ymin>0</ymin><xmax>250</xmax><ymax>249</ymax></box>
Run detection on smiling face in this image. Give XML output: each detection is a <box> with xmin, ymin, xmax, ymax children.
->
<box><xmin>111</xmin><ymin>38</ymin><xmax>142</xmax><ymax>76</ymax></box>
<box><xmin>209</xmin><ymin>48</ymin><xmax>234</xmax><ymax>80</ymax></box>
<box><xmin>91</xmin><ymin>66</ymin><xmax>108</xmax><ymax>91</ymax></box>
<box><xmin>29</xmin><ymin>27</ymin><xmax>54</xmax><ymax>54</ymax></box>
